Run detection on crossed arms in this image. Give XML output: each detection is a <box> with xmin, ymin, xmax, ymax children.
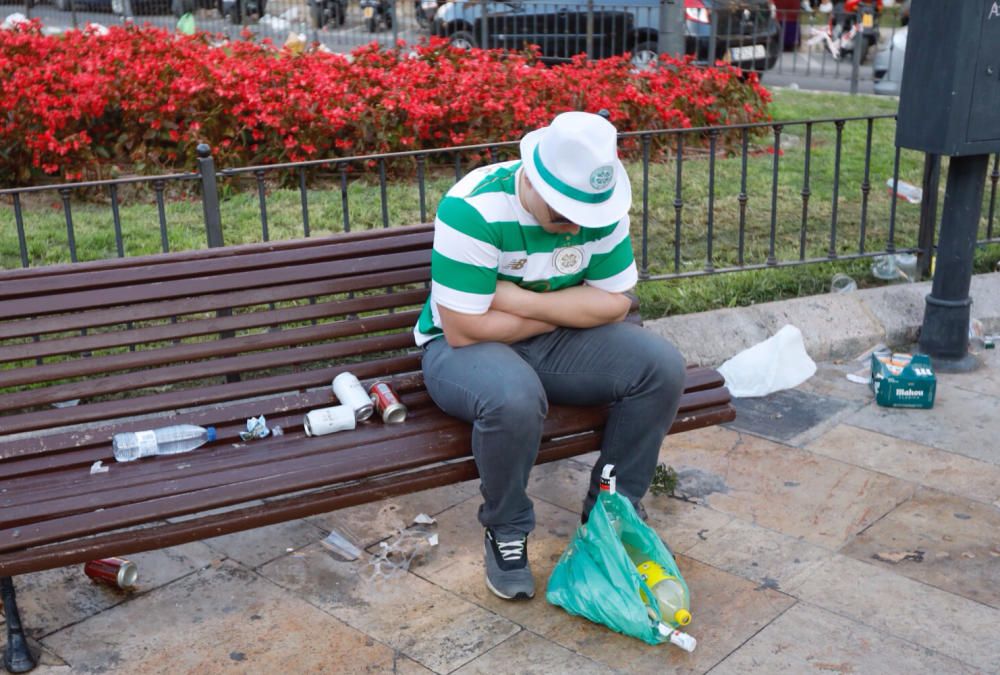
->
<box><xmin>438</xmin><ymin>281</ymin><xmax>632</xmax><ymax>348</ymax></box>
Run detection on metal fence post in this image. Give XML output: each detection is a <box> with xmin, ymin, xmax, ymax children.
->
<box><xmin>916</xmin><ymin>153</ymin><xmax>941</xmax><ymax>279</ymax></box>
<box><xmin>390</xmin><ymin>0</ymin><xmax>399</xmax><ymax>45</ymax></box>
<box><xmin>197</xmin><ymin>144</ymin><xmax>225</xmax><ymax>248</ymax></box>
<box><xmin>657</xmin><ymin>0</ymin><xmax>683</xmax><ymax>58</ymax></box>
<box><xmin>849</xmin><ymin>4</ymin><xmax>862</xmax><ymax>95</ymax></box>
<box><xmin>585</xmin><ymin>0</ymin><xmax>594</xmax><ymax>60</ymax></box>
<box><xmin>479</xmin><ymin>0</ymin><xmax>487</xmax><ymax>50</ymax></box>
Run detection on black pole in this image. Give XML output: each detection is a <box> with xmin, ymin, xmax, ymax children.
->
<box><xmin>2</xmin><ymin>577</ymin><xmax>37</xmax><ymax>673</ymax></box>
<box><xmin>918</xmin><ymin>153</ymin><xmax>990</xmax><ymax>370</ymax></box>
<box><xmin>916</xmin><ymin>153</ymin><xmax>941</xmax><ymax>280</ymax></box>
<box><xmin>197</xmin><ymin>144</ymin><xmax>225</xmax><ymax>248</ymax></box>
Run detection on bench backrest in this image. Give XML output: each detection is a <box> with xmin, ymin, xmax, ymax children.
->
<box><xmin>0</xmin><ymin>225</ymin><xmax>436</xmax><ymax>466</ymax></box>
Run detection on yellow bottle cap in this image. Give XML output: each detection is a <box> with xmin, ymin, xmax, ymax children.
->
<box><xmin>674</xmin><ymin>608</ymin><xmax>692</xmax><ymax>626</ymax></box>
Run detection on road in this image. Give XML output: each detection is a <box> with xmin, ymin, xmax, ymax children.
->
<box><xmin>3</xmin><ymin>2</ymin><xmax>886</xmax><ymax>95</ymax></box>
<box><xmin>1</xmin><ymin>0</ymin><xmax>428</xmax><ymax>52</ymax></box>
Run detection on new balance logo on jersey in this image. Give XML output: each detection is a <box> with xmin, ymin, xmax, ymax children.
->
<box><xmin>504</xmin><ymin>258</ymin><xmax>528</xmax><ymax>270</ymax></box>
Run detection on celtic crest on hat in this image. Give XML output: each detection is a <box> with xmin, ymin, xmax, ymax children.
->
<box><xmin>589</xmin><ymin>165</ymin><xmax>614</xmax><ymax>190</ymax></box>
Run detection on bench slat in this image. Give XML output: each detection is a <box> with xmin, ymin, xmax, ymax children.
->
<box><xmin>0</xmin><ymin>231</ymin><xmax>434</xmax><ymax>301</ymax></box>
<box><xmin>0</xmin><ymin>250</ymin><xmax>431</xmax><ymax>319</ymax></box>
<box><xmin>0</xmin><ymin>266</ymin><xmax>431</xmax><ymax>340</ymax></box>
<box><xmin>0</xmin><ymin>224</ymin><xmax>435</xmax><ymax>283</ymax></box>
<box><xmin>0</xmin><ymin>353</ymin><xmax>423</xmax><ymax>435</ymax></box>
<box><xmin>0</xmin><ymin>289</ymin><xmax>430</xmax><ymax>364</ymax></box>
<box><xmin>0</xmin><ymin>310</ymin><xmax>421</xmax><ymax>392</ymax></box>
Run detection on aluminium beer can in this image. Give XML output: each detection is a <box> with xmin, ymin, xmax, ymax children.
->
<box><xmin>84</xmin><ymin>557</ymin><xmax>138</xmax><ymax>590</ymax></box>
<box><xmin>332</xmin><ymin>372</ymin><xmax>374</xmax><ymax>422</ymax></box>
<box><xmin>304</xmin><ymin>404</ymin><xmax>357</xmax><ymax>436</ymax></box>
<box><xmin>369</xmin><ymin>381</ymin><xmax>407</xmax><ymax>424</ymax></box>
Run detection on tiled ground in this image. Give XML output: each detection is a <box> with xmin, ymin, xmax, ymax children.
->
<box><xmin>4</xmin><ymin>348</ymin><xmax>999</xmax><ymax>674</ymax></box>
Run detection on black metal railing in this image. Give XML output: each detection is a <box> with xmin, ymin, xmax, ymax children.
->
<box><xmin>3</xmin><ymin>116</ymin><xmax>999</xmax><ymax>284</ymax></box>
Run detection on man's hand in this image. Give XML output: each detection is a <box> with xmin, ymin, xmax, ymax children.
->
<box><xmin>492</xmin><ymin>282</ymin><xmax>632</xmax><ymax>328</ymax></box>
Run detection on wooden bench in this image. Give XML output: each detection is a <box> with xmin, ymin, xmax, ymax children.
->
<box><xmin>0</xmin><ymin>222</ymin><xmax>734</xmax><ymax>672</ymax></box>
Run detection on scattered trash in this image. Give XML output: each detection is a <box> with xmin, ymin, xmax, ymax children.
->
<box><xmin>718</xmin><ymin>325</ymin><xmax>817</xmax><ymax>398</ymax></box>
<box><xmin>177</xmin><ymin>12</ymin><xmax>196</xmax><ymax>35</ymax></box>
<box><xmin>320</xmin><ymin>527</ymin><xmax>364</xmax><ymax>561</ymax></box>
<box><xmin>548</xmin><ymin>464</ymin><xmax>696</xmax><ymax>650</ymax></box>
<box><xmin>1</xmin><ymin>12</ymin><xmax>29</xmax><ymax>30</ymax></box>
<box><xmin>89</xmin><ymin>460</ymin><xmax>109</xmax><ymax>475</ymax></box>
<box><xmin>259</xmin><ymin>14</ymin><xmax>291</xmax><ymax>31</ymax></box>
<box><xmin>846</xmin><ymin>371</ymin><xmax>870</xmax><ymax>385</ymax></box>
<box><xmin>872</xmin><ymin>550</ymin><xmax>924</xmax><ymax>564</ymax></box>
<box><xmin>370</xmin><ymin>381</ymin><xmax>408</xmax><ymax>424</ymax></box>
<box><xmin>272</xmin><ymin>425</ymin><xmax>284</xmax><ymax>436</ymax></box>
<box><xmin>886</xmin><ymin>178</ymin><xmax>923</xmax><ymax>204</ymax></box>
<box><xmin>870</xmin><ymin>352</ymin><xmax>936</xmax><ymax>409</ymax></box>
<box><xmin>303</xmin><ymin>405</ymin><xmax>355</xmax><ymax>436</ymax></box>
<box><xmin>113</xmin><ymin>424</ymin><xmax>216</xmax><ymax>462</ymax></box>
<box><xmin>239</xmin><ymin>415</ymin><xmax>271</xmax><ymax>441</ymax></box>
<box><xmin>52</xmin><ymin>399</ymin><xmax>81</xmax><ymax>408</ymax></box>
<box><xmin>830</xmin><ymin>273</ymin><xmax>857</xmax><ymax>293</ymax></box>
<box><xmin>84</xmin><ymin>557</ymin><xmax>138</xmax><ymax>590</ymax></box>
<box><xmin>360</xmin><ymin>514</ymin><xmax>439</xmax><ymax>583</ymax></box>
<box><xmin>871</xmin><ymin>254</ymin><xmax>917</xmax><ymax>282</ymax></box>
<box><xmin>969</xmin><ymin>318</ymin><xmax>985</xmax><ymax>344</ymax></box>
<box><xmin>283</xmin><ymin>31</ymin><xmax>307</xmax><ymax>54</ymax></box>
<box><xmin>333</xmin><ymin>372</ymin><xmax>374</xmax><ymax>422</ymax></box>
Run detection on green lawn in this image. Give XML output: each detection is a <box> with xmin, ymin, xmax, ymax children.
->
<box><xmin>2</xmin><ymin>88</ymin><xmax>997</xmax><ymax>317</ymax></box>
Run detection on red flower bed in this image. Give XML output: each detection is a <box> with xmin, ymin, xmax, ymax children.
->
<box><xmin>0</xmin><ymin>21</ymin><xmax>771</xmax><ymax>184</ymax></box>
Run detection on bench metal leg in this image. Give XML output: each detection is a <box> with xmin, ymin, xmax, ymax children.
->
<box><xmin>1</xmin><ymin>577</ymin><xmax>36</xmax><ymax>673</ymax></box>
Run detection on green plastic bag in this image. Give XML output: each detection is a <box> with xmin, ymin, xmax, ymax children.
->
<box><xmin>546</xmin><ymin>467</ymin><xmax>693</xmax><ymax>648</ymax></box>
<box><xmin>177</xmin><ymin>12</ymin><xmax>196</xmax><ymax>35</ymax></box>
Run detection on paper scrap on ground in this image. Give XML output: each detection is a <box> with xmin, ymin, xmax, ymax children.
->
<box><xmin>90</xmin><ymin>460</ymin><xmax>109</xmax><ymax>475</ymax></box>
<box><xmin>718</xmin><ymin>325</ymin><xmax>817</xmax><ymax>398</ymax></box>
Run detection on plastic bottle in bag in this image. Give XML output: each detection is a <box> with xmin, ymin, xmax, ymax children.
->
<box><xmin>637</xmin><ymin>560</ymin><xmax>692</xmax><ymax>627</ymax></box>
<box><xmin>113</xmin><ymin>424</ymin><xmax>216</xmax><ymax>462</ymax></box>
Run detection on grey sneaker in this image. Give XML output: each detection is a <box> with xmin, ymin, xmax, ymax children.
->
<box><xmin>484</xmin><ymin>528</ymin><xmax>535</xmax><ymax>600</ymax></box>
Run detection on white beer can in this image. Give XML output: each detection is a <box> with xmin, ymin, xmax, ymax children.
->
<box><xmin>304</xmin><ymin>405</ymin><xmax>357</xmax><ymax>437</ymax></box>
<box><xmin>332</xmin><ymin>372</ymin><xmax>374</xmax><ymax>421</ymax></box>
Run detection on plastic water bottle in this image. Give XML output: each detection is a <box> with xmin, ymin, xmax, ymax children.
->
<box><xmin>637</xmin><ymin>560</ymin><xmax>692</xmax><ymax>627</ymax></box>
<box><xmin>112</xmin><ymin>424</ymin><xmax>217</xmax><ymax>462</ymax></box>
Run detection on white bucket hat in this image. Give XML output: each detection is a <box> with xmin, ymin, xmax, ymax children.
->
<box><xmin>520</xmin><ymin>111</ymin><xmax>631</xmax><ymax>229</ymax></box>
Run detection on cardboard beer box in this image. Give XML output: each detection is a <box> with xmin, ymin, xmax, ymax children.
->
<box><xmin>870</xmin><ymin>352</ymin><xmax>936</xmax><ymax>409</ymax></box>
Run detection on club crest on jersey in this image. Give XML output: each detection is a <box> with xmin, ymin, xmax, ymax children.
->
<box><xmin>553</xmin><ymin>246</ymin><xmax>584</xmax><ymax>275</ymax></box>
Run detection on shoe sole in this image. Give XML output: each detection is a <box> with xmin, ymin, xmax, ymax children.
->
<box><xmin>484</xmin><ymin>543</ymin><xmax>535</xmax><ymax>600</ymax></box>
<box><xmin>485</xmin><ymin>574</ymin><xmax>534</xmax><ymax>600</ymax></box>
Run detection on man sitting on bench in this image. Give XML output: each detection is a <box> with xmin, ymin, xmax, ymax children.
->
<box><xmin>413</xmin><ymin>111</ymin><xmax>686</xmax><ymax>601</ymax></box>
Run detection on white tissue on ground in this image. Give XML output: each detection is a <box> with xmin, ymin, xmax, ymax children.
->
<box><xmin>717</xmin><ymin>325</ymin><xmax>817</xmax><ymax>398</ymax></box>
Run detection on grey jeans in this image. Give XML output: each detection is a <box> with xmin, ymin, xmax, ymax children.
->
<box><xmin>421</xmin><ymin>322</ymin><xmax>686</xmax><ymax>538</ymax></box>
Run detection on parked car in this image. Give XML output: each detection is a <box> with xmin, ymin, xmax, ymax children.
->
<box><xmin>431</xmin><ymin>0</ymin><xmax>781</xmax><ymax>70</ymax></box>
<box><xmin>872</xmin><ymin>0</ymin><xmax>907</xmax><ymax>95</ymax></box>
<box><xmin>309</xmin><ymin>0</ymin><xmax>348</xmax><ymax>28</ymax></box>
<box><xmin>872</xmin><ymin>24</ymin><xmax>904</xmax><ymax>94</ymax></box>
<box><xmin>111</xmin><ymin>0</ymin><xmax>213</xmax><ymax>17</ymax></box>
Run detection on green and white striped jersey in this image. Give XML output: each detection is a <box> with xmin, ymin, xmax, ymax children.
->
<box><xmin>413</xmin><ymin>160</ymin><xmax>638</xmax><ymax>346</ymax></box>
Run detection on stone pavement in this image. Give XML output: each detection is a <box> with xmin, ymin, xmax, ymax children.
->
<box><xmin>6</xmin><ymin>273</ymin><xmax>1000</xmax><ymax>674</ymax></box>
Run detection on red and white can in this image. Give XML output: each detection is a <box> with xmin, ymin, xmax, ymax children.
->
<box><xmin>84</xmin><ymin>557</ymin><xmax>138</xmax><ymax>590</ymax></box>
<box><xmin>369</xmin><ymin>381</ymin><xmax>407</xmax><ymax>424</ymax></box>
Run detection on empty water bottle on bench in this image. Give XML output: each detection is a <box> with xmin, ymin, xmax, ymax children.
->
<box><xmin>113</xmin><ymin>424</ymin><xmax>217</xmax><ymax>462</ymax></box>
